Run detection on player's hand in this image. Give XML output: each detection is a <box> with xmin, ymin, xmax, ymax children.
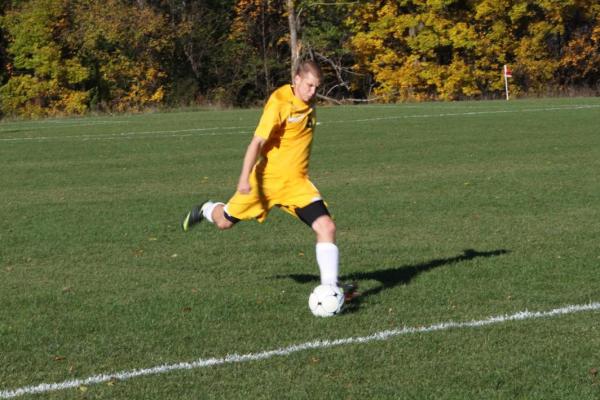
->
<box><xmin>237</xmin><ymin>180</ymin><xmax>251</xmax><ymax>194</ymax></box>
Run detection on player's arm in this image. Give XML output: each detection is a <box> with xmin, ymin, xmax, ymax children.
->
<box><xmin>237</xmin><ymin>93</ymin><xmax>281</xmax><ymax>194</ymax></box>
<box><xmin>236</xmin><ymin>135</ymin><xmax>265</xmax><ymax>194</ymax></box>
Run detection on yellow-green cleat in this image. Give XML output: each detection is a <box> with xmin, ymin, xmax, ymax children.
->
<box><xmin>181</xmin><ymin>203</ymin><xmax>206</xmax><ymax>232</ymax></box>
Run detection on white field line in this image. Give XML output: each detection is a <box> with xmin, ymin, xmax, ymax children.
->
<box><xmin>0</xmin><ymin>104</ymin><xmax>598</xmax><ymax>143</ymax></box>
<box><xmin>324</xmin><ymin>104</ymin><xmax>600</xmax><ymax>124</ymax></box>
<box><xmin>0</xmin><ymin>127</ymin><xmax>251</xmax><ymax>142</ymax></box>
<box><xmin>1</xmin><ymin>301</ymin><xmax>599</xmax><ymax>399</ymax></box>
<box><xmin>0</xmin><ymin>120</ymin><xmax>131</xmax><ymax>132</ymax></box>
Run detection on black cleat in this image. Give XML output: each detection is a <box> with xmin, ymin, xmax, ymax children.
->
<box><xmin>340</xmin><ymin>282</ymin><xmax>361</xmax><ymax>303</ymax></box>
<box><xmin>181</xmin><ymin>203</ymin><xmax>205</xmax><ymax>232</ymax></box>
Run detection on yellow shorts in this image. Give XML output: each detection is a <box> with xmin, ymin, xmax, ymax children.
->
<box><xmin>224</xmin><ymin>170</ymin><xmax>322</xmax><ymax>223</ymax></box>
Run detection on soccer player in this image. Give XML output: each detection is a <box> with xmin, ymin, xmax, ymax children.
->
<box><xmin>181</xmin><ymin>60</ymin><xmax>357</xmax><ymax>301</ymax></box>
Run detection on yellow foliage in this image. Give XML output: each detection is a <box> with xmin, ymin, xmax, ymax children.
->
<box><xmin>349</xmin><ymin>0</ymin><xmax>600</xmax><ymax>100</ymax></box>
<box><xmin>0</xmin><ymin>74</ymin><xmax>88</xmax><ymax>117</ymax></box>
<box><xmin>73</xmin><ymin>0</ymin><xmax>173</xmax><ymax>112</ymax></box>
<box><xmin>57</xmin><ymin>90</ymin><xmax>89</xmax><ymax>115</ymax></box>
<box><xmin>150</xmin><ymin>87</ymin><xmax>165</xmax><ymax>103</ymax></box>
<box><xmin>1</xmin><ymin>0</ymin><xmax>173</xmax><ymax>117</ymax></box>
<box><xmin>231</xmin><ymin>0</ymin><xmax>284</xmax><ymax>41</ymax></box>
<box><xmin>559</xmin><ymin>13</ymin><xmax>600</xmax><ymax>86</ymax></box>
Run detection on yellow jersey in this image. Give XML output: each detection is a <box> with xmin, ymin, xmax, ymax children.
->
<box><xmin>254</xmin><ymin>84</ymin><xmax>316</xmax><ymax>179</ymax></box>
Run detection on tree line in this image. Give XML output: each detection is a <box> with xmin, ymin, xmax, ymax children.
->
<box><xmin>0</xmin><ymin>0</ymin><xmax>598</xmax><ymax>118</ymax></box>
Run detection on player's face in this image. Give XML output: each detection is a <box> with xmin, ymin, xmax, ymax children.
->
<box><xmin>293</xmin><ymin>71</ymin><xmax>321</xmax><ymax>103</ymax></box>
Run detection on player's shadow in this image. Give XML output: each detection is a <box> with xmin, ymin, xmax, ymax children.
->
<box><xmin>275</xmin><ymin>248</ymin><xmax>510</xmax><ymax>310</ymax></box>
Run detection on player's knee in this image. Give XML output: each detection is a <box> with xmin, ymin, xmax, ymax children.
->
<box><xmin>215</xmin><ymin>219</ymin><xmax>234</xmax><ymax>230</ymax></box>
<box><xmin>213</xmin><ymin>204</ymin><xmax>238</xmax><ymax>230</ymax></box>
<box><xmin>312</xmin><ymin>215</ymin><xmax>336</xmax><ymax>239</ymax></box>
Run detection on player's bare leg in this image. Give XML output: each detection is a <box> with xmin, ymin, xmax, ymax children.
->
<box><xmin>312</xmin><ymin>214</ymin><xmax>336</xmax><ymax>243</ymax></box>
<box><xmin>181</xmin><ymin>201</ymin><xmax>234</xmax><ymax>231</ymax></box>
<box><xmin>209</xmin><ymin>203</ymin><xmax>234</xmax><ymax>230</ymax></box>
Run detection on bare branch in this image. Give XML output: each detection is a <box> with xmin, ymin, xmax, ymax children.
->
<box><xmin>314</xmin><ymin>51</ymin><xmax>350</xmax><ymax>91</ymax></box>
<box><xmin>317</xmin><ymin>93</ymin><xmax>342</xmax><ymax>104</ymax></box>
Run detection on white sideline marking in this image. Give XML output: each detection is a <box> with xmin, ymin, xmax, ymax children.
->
<box><xmin>0</xmin><ymin>120</ymin><xmax>130</xmax><ymax>132</ymax></box>
<box><xmin>1</xmin><ymin>302</ymin><xmax>599</xmax><ymax>399</ymax></box>
<box><xmin>1</xmin><ymin>104</ymin><xmax>598</xmax><ymax>143</ymax></box>
<box><xmin>324</xmin><ymin>104</ymin><xmax>600</xmax><ymax>124</ymax></box>
<box><xmin>0</xmin><ymin>127</ymin><xmax>251</xmax><ymax>142</ymax></box>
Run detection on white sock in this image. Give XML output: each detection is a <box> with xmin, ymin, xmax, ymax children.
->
<box><xmin>316</xmin><ymin>242</ymin><xmax>339</xmax><ymax>286</ymax></box>
<box><xmin>201</xmin><ymin>201</ymin><xmax>223</xmax><ymax>224</ymax></box>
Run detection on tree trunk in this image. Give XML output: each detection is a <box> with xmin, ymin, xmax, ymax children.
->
<box><xmin>261</xmin><ymin>1</ymin><xmax>271</xmax><ymax>95</ymax></box>
<box><xmin>287</xmin><ymin>0</ymin><xmax>299</xmax><ymax>82</ymax></box>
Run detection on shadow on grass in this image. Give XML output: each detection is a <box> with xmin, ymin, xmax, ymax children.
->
<box><xmin>275</xmin><ymin>248</ymin><xmax>510</xmax><ymax>311</ymax></box>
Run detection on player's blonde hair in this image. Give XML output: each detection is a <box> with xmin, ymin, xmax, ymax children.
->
<box><xmin>295</xmin><ymin>60</ymin><xmax>322</xmax><ymax>80</ymax></box>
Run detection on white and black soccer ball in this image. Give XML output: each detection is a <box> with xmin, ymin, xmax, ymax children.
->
<box><xmin>308</xmin><ymin>284</ymin><xmax>344</xmax><ymax>317</ymax></box>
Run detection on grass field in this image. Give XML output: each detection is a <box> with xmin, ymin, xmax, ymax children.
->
<box><xmin>1</xmin><ymin>98</ymin><xmax>600</xmax><ymax>399</ymax></box>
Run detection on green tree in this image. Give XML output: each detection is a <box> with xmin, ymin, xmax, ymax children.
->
<box><xmin>1</xmin><ymin>0</ymin><xmax>173</xmax><ymax>117</ymax></box>
<box><xmin>72</xmin><ymin>0</ymin><xmax>173</xmax><ymax>112</ymax></box>
<box><xmin>294</xmin><ymin>0</ymin><xmax>360</xmax><ymax>100</ymax></box>
<box><xmin>230</xmin><ymin>0</ymin><xmax>290</xmax><ymax>103</ymax></box>
<box><xmin>0</xmin><ymin>0</ymin><xmax>9</xmax><ymax>87</ymax></box>
<box><xmin>143</xmin><ymin>0</ymin><xmax>237</xmax><ymax>106</ymax></box>
<box><xmin>0</xmin><ymin>0</ymin><xmax>89</xmax><ymax>117</ymax></box>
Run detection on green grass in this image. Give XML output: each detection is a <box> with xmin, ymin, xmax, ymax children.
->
<box><xmin>1</xmin><ymin>98</ymin><xmax>600</xmax><ymax>399</ymax></box>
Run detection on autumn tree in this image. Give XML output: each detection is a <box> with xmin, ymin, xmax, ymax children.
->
<box><xmin>557</xmin><ymin>2</ymin><xmax>600</xmax><ymax>91</ymax></box>
<box><xmin>293</xmin><ymin>0</ymin><xmax>360</xmax><ymax>100</ymax></box>
<box><xmin>143</xmin><ymin>0</ymin><xmax>237</xmax><ymax>106</ymax></box>
<box><xmin>0</xmin><ymin>0</ymin><xmax>89</xmax><ymax>117</ymax></box>
<box><xmin>0</xmin><ymin>0</ymin><xmax>173</xmax><ymax>117</ymax></box>
<box><xmin>2</xmin><ymin>0</ymin><xmax>599</xmax><ymax>118</ymax></box>
<box><xmin>348</xmin><ymin>0</ymin><xmax>600</xmax><ymax>101</ymax></box>
<box><xmin>502</xmin><ymin>0</ymin><xmax>600</xmax><ymax>95</ymax></box>
<box><xmin>0</xmin><ymin>0</ymin><xmax>9</xmax><ymax>90</ymax></box>
<box><xmin>71</xmin><ymin>0</ymin><xmax>174</xmax><ymax>112</ymax></box>
<box><xmin>348</xmin><ymin>0</ymin><xmax>490</xmax><ymax>101</ymax></box>
<box><xmin>229</xmin><ymin>0</ymin><xmax>290</xmax><ymax>102</ymax></box>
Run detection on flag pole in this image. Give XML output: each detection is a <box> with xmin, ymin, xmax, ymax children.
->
<box><xmin>504</xmin><ymin>65</ymin><xmax>509</xmax><ymax>101</ymax></box>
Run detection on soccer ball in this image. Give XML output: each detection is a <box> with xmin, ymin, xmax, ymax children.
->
<box><xmin>308</xmin><ymin>284</ymin><xmax>344</xmax><ymax>317</ymax></box>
